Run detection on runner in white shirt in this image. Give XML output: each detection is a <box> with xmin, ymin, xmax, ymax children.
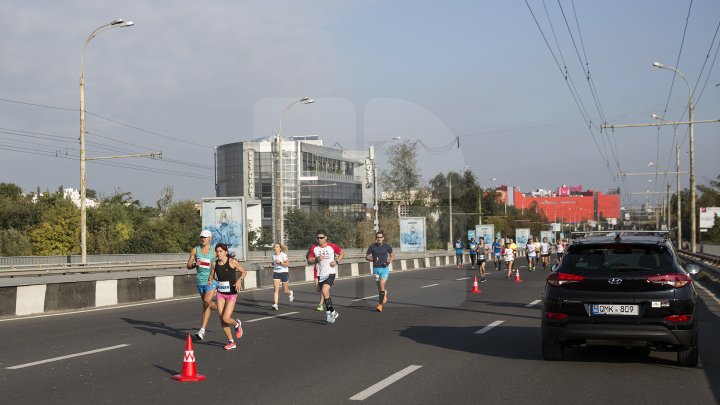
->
<box><xmin>473</xmin><ymin>237</ymin><xmax>488</xmax><ymax>282</ymax></box>
<box><xmin>503</xmin><ymin>241</ymin><xmax>515</xmax><ymax>279</ymax></box>
<box><xmin>270</xmin><ymin>243</ymin><xmax>294</xmax><ymax>310</ymax></box>
<box><xmin>556</xmin><ymin>239</ymin><xmax>566</xmax><ymax>263</ymax></box>
<box><xmin>306</xmin><ymin>229</ymin><xmax>345</xmax><ymax>323</ymax></box>
<box><xmin>525</xmin><ymin>237</ymin><xmax>538</xmax><ymax>272</ymax></box>
<box><xmin>539</xmin><ymin>237</ymin><xmax>552</xmax><ymax>270</ymax></box>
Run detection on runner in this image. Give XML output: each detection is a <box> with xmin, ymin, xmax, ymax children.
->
<box><xmin>474</xmin><ymin>237</ymin><xmax>488</xmax><ymax>282</ymax></box>
<box><xmin>186</xmin><ymin>229</ymin><xmax>218</xmax><ymax>341</ymax></box>
<box><xmin>307</xmin><ymin>229</ymin><xmax>344</xmax><ymax>323</ymax></box>
<box><xmin>539</xmin><ymin>237</ymin><xmax>552</xmax><ymax>270</ymax></box>
<box><xmin>454</xmin><ymin>238</ymin><xmax>464</xmax><ymax>269</ymax></box>
<box><xmin>270</xmin><ymin>243</ymin><xmax>294</xmax><ymax>310</ymax></box>
<box><xmin>468</xmin><ymin>238</ymin><xmax>477</xmax><ymax>270</ymax></box>
<box><xmin>208</xmin><ymin>243</ymin><xmax>246</xmax><ymax>350</ymax></box>
<box><xmin>556</xmin><ymin>239</ymin><xmax>566</xmax><ymax>263</ymax></box>
<box><xmin>492</xmin><ymin>238</ymin><xmax>502</xmax><ymax>271</ymax></box>
<box><xmin>525</xmin><ymin>237</ymin><xmax>537</xmax><ymax>271</ymax></box>
<box><xmin>502</xmin><ymin>241</ymin><xmax>515</xmax><ymax>279</ymax></box>
<box><xmin>365</xmin><ymin>230</ymin><xmax>394</xmax><ymax>312</ymax></box>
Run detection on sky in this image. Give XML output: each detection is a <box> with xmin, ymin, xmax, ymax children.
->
<box><xmin>1</xmin><ymin>0</ymin><xmax>719</xmax><ymax>212</ymax></box>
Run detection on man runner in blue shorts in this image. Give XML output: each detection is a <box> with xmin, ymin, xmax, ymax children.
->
<box><xmin>186</xmin><ymin>229</ymin><xmax>218</xmax><ymax>341</ymax></box>
<box><xmin>366</xmin><ymin>230</ymin><xmax>394</xmax><ymax>312</ymax></box>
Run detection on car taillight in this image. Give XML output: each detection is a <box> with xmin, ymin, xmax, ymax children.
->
<box><xmin>665</xmin><ymin>314</ymin><xmax>693</xmax><ymax>323</ymax></box>
<box><xmin>546</xmin><ymin>272</ymin><xmax>586</xmax><ymax>287</ymax></box>
<box><xmin>646</xmin><ymin>273</ymin><xmax>691</xmax><ymax>288</ymax></box>
<box><xmin>546</xmin><ymin>312</ymin><xmax>569</xmax><ymax>320</ymax></box>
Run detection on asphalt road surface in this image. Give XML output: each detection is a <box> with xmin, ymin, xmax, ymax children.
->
<box><xmin>1</xmin><ymin>261</ymin><xmax>719</xmax><ymax>405</ymax></box>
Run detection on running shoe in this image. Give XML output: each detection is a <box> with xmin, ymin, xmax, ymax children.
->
<box><xmin>224</xmin><ymin>341</ymin><xmax>237</xmax><ymax>351</ymax></box>
<box><xmin>271</xmin><ymin>304</ymin><xmax>279</xmax><ymax>311</ymax></box>
<box><xmin>194</xmin><ymin>329</ymin><xmax>205</xmax><ymax>341</ymax></box>
<box><xmin>234</xmin><ymin>321</ymin><xmax>243</xmax><ymax>339</ymax></box>
<box><xmin>332</xmin><ymin>310</ymin><xmax>339</xmax><ymax>321</ymax></box>
<box><xmin>481</xmin><ymin>278</ymin><xmax>487</xmax><ymax>283</ymax></box>
<box><xmin>326</xmin><ymin>311</ymin><xmax>334</xmax><ymax>323</ymax></box>
<box><xmin>376</xmin><ymin>304</ymin><xmax>383</xmax><ymax>312</ymax></box>
<box><xmin>288</xmin><ymin>290</ymin><xmax>294</xmax><ymax>302</ymax></box>
<box><xmin>316</xmin><ymin>304</ymin><xmax>325</xmax><ymax>311</ymax></box>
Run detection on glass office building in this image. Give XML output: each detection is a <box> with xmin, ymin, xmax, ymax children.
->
<box><xmin>215</xmin><ymin>137</ymin><xmax>373</xmax><ymax>233</ymax></box>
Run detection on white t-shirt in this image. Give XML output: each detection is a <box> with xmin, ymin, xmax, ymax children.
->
<box><xmin>540</xmin><ymin>242</ymin><xmax>551</xmax><ymax>255</ymax></box>
<box><xmin>309</xmin><ymin>243</ymin><xmax>342</xmax><ymax>281</ymax></box>
<box><xmin>272</xmin><ymin>252</ymin><xmax>289</xmax><ymax>273</ymax></box>
<box><xmin>503</xmin><ymin>247</ymin><xmax>514</xmax><ymax>261</ymax></box>
<box><xmin>556</xmin><ymin>243</ymin><xmax>565</xmax><ymax>253</ymax></box>
<box><xmin>526</xmin><ymin>243</ymin><xmax>537</xmax><ymax>257</ymax></box>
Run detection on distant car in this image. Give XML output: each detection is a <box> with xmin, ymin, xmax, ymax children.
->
<box><xmin>541</xmin><ymin>231</ymin><xmax>701</xmax><ymax>366</ymax></box>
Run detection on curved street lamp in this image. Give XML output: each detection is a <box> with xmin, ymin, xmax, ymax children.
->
<box><xmin>652</xmin><ymin>61</ymin><xmax>696</xmax><ymax>252</ymax></box>
<box><xmin>79</xmin><ymin>18</ymin><xmax>134</xmax><ymax>264</ymax></box>
<box><xmin>276</xmin><ymin>97</ymin><xmax>314</xmax><ymax>244</ymax></box>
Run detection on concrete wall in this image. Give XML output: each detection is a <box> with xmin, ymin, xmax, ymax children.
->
<box><xmin>0</xmin><ymin>253</ymin><xmax>457</xmax><ymax>318</ymax></box>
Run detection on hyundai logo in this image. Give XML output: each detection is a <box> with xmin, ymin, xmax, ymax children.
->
<box><xmin>608</xmin><ymin>278</ymin><xmax>623</xmax><ymax>285</ymax></box>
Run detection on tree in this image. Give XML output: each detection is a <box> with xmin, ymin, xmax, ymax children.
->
<box><xmin>28</xmin><ymin>192</ymin><xmax>79</xmax><ymax>255</ymax></box>
<box><xmin>380</xmin><ymin>140</ymin><xmax>420</xmax><ymax>201</ymax></box>
<box><xmin>0</xmin><ymin>228</ymin><xmax>32</xmax><ymax>256</ymax></box>
<box><xmin>285</xmin><ymin>208</ymin><xmax>355</xmax><ymax>249</ymax></box>
<box><xmin>156</xmin><ymin>186</ymin><xmax>174</xmax><ymax>214</ymax></box>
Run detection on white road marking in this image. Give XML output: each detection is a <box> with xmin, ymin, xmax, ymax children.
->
<box><xmin>456</xmin><ymin>277</ymin><xmax>470</xmax><ymax>281</ymax></box>
<box><xmin>349</xmin><ymin>365</ymin><xmax>423</xmax><ymax>401</ymax></box>
<box><xmin>695</xmin><ymin>282</ymin><xmax>720</xmax><ymax>306</ymax></box>
<box><xmin>474</xmin><ymin>320</ymin><xmax>504</xmax><ymax>335</ymax></box>
<box><xmin>352</xmin><ymin>295</ymin><xmax>379</xmax><ymax>302</ymax></box>
<box><xmin>526</xmin><ymin>299</ymin><xmax>541</xmax><ymax>308</ymax></box>
<box><xmin>420</xmin><ymin>284</ymin><xmax>439</xmax><ymax>288</ymax></box>
<box><xmin>6</xmin><ymin>344</ymin><xmax>130</xmax><ymax>370</ymax></box>
<box><xmin>245</xmin><ymin>312</ymin><xmax>300</xmax><ymax>323</ymax></box>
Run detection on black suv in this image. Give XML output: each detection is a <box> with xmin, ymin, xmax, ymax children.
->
<box><xmin>541</xmin><ymin>231</ymin><xmax>701</xmax><ymax>366</ymax></box>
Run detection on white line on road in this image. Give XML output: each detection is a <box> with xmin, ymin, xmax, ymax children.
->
<box><xmin>420</xmin><ymin>284</ymin><xmax>439</xmax><ymax>288</ymax></box>
<box><xmin>474</xmin><ymin>320</ymin><xmax>504</xmax><ymax>335</ymax></box>
<box><xmin>245</xmin><ymin>312</ymin><xmax>300</xmax><ymax>323</ymax></box>
<box><xmin>352</xmin><ymin>295</ymin><xmax>379</xmax><ymax>302</ymax></box>
<box><xmin>456</xmin><ymin>277</ymin><xmax>470</xmax><ymax>281</ymax></box>
<box><xmin>6</xmin><ymin>344</ymin><xmax>130</xmax><ymax>370</ymax></box>
<box><xmin>349</xmin><ymin>365</ymin><xmax>423</xmax><ymax>401</ymax></box>
<box><xmin>695</xmin><ymin>282</ymin><xmax>720</xmax><ymax>306</ymax></box>
<box><xmin>526</xmin><ymin>300</ymin><xmax>541</xmax><ymax>308</ymax></box>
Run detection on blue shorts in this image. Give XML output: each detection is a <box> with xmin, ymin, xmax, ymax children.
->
<box><xmin>196</xmin><ymin>281</ymin><xmax>218</xmax><ymax>294</ymax></box>
<box><xmin>273</xmin><ymin>272</ymin><xmax>290</xmax><ymax>283</ymax></box>
<box><xmin>373</xmin><ymin>266</ymin><xmax>390</xmax><ymax>280</ymax></box>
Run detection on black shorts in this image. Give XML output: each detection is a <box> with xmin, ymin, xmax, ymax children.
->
<box><xmin>318</xmin><ymin>274</ymin><xmax>336</xmax><ymax>288</ymax></box>
<box><xmin>476</xmin><ymin>258</ymin><xmax>486</xmax><ymax>264</ymax></box>
<box><xmin>541</xmin><ymin>254</ymin><xmax>550</xmax><ymax>258</ymax></box>
<box><xmin>273</xmin><ymin>272</ymin><xmax>290</xmax><ymax>282</ymax></box>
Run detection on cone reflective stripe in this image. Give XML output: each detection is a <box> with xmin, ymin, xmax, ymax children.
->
<box><xmin>471</xmin><ymin>276</ymin><xmax>481</xmax><ymax>294</ymax></box>
<box><xmin>172</xmin><ymin>334</ymin><xmax>206</xmax><ymax>382</ymax></box>
<box><xmin>514</xmin><ymin>268</ymin><xmax>523</xmax><ymax>283</ymax></box>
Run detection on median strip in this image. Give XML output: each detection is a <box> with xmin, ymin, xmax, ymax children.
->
<box><xmin>349</xmin><ymin>365</ymin><xmax>423</xmax><ymax>401</ymax></box>
<box><xmin>7</xmin><ymin>344</ymin><xmax>130</xmax><ymax>370</ymax></box>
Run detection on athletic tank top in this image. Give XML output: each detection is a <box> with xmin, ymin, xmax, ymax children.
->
<box><xmin>214</xmin><ymin>259</ymin><xmax>238</xmax><ymax>294</ymax></box>
<box><xmin>195</xmin><ymin>245</ymin><xmax>215</xmax><ymax>285</ymax></box>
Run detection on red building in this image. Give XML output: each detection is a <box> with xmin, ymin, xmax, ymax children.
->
<box><xmin>502</xmin><ymin>185</ymin><xmax>620</xmax><ymax>224</ymax></box>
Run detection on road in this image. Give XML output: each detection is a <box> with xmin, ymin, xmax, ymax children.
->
<box><xmin>1</xmin><ymin>261</ymin><xmax>719</xmax><ymax>404</ymax></box>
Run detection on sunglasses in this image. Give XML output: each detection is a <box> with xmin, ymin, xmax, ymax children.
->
<box><xmin>316</xmin><ymin>236</ymin><xmax>326</xmax><ymax>239</ymax></box>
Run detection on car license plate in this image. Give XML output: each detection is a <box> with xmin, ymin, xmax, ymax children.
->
<box><xmin>591</xmin><ymin>304</ymin><xmax>638</xmax><ymax>316</ymax></box>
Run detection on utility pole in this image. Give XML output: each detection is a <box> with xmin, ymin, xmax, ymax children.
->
<box><xmin>676</xmin><ymin>144</ymin><xmax>682</xmax><ymax>250</ymax></box>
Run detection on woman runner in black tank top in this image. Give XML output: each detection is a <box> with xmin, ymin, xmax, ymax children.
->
<box><xmin>208</xmin><ymin>243</ymin><xmax>247</xmax><ymax>350</ymax></box>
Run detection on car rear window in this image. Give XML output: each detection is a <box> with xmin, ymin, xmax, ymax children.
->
<box><xmin>562</xmin><ymin>244</ymin><xmax>673</xmax><ymax>271</ymax></box>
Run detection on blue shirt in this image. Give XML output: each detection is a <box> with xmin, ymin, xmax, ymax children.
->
<box><xmin>455</xmin><ymin>241</ymin><xmax>464</xmax><ymax>254</ymax></box>
<box><xmin>493</xmin><ymin>241</ymin><xmax>502</xmax><ymax>254</ymax></box>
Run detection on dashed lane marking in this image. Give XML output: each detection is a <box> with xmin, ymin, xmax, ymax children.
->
<box><xmin>526</xmin><ymin>300</ymin><xmax>541</xmax><ymax>308</ymax></box>
<box><xmin>352</xmin><ymin>295</ymin><xmax>379</xmax><ymax>302</ymax></box>
<box><xmin>474</xmin><ymin>320</ymin><xmax>504</xmax><ymax>335</ymax></box>
<box><xmin>456</xmin><ymin>277</ymin><xmax>470</xmax><ymax>281</ymax></box>
<box><xmin>349</xmin><ymin>365</ymin><xmax>423</xmax><ymax>401</ymax></box>
<box><xmin>419</xmin><ymin>283</ymin><xmax>439</xmax><ymax>288</ymax></box>
<box><xmin>7</xmin><ymin>344</ymin><xmax>130</xmax><ymax>370</ymax></box>
<box><xmin>245</xmin><ymin>312</ymin><xmax>300</xmax><ymax>323</ymax></box>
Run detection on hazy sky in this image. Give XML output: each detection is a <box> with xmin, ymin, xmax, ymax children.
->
<box><xmin>1</xmin><ymin>1</ymin><xmax>719</xmax><ymax>211</ymax></box>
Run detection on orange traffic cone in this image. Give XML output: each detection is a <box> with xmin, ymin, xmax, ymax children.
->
<box><xmin>514</xmin><ymin>268</ymin><xmax>523</xmax><ymax>283</ymax></box>
<box><xmin>172</xmin><ymin>334</ymin><xmax>206</xmax><ymax>382</ymax></box>
<box><xmin>471</xmin><ymin>276</ymin><xmax>481</xmax><ymax>293</ymax></box>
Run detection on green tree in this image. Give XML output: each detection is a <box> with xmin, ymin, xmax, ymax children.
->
<box><xmin>28</xmin><ymin>192</ymin><xmax>79</xmax><ymax>255</ymax></box>
<box><xmin>0</xmin><ymin>228</ymin><xmax>32</xmax><ymax>256</ymax></box>
<box><xmin>380</xmin><ymin>140</ymin><xmax>420</xmax><ymax>201</ymax></box>
<box><xmin>163</xmin><ymin>200</ymin><xmax>201</xmax><ymax>252</ymax></box>
<box><xmin>285</xmin><ymin>209</ymin><xmax>355</xmax><ymax>249</ymax></box>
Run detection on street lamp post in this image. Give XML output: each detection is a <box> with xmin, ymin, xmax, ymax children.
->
<box><xmin>651</xmin><ymin>114</ymin><xmax>683</xmax><ymax>250</ymax></box>
<box><xmin>652</xmin><ymin>62</ymin><xmax>696</xmax><ymax>252</ymax></box>
<box><xmin>79</xmin><ymin>18</ymin><xmax>133</xmax><ymax>265</ymax></box>
<box><xmin>478</xmin><ymin>177</ymin><xmax>496</xmax><ymax>225</ymax></box>
<box><xmin>368</xmin><ymin>136</ymin><xmax>400</xmax><ymax>233</ymax></box>
<box><xmin>276</xmin><ymin>97</ymin><xmax>313</xmax><ymax>244</ymax></box>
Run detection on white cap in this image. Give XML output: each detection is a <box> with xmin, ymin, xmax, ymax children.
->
<box><xmin>200</xmin><ymin>230</ymin><xmax>212</xmax><ymax>238</ymax></box>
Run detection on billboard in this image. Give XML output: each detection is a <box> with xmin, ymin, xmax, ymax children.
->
<box><xmin>475</xmin><ymin>224</ymin><xmax>495</xmax><ymax>250</ymax></box>
<box><xmin>515</xmin><ymin>228</ymin><xmax>530</xmax><ymax>246</ymax></box>
<box><xmin>201</xmin><ymin>197</ymin><xmax>247</xmax><ymax>261</ymax></box>
<box><xmin>400</xmin><ymin>217</ymin><xmax>426</xmax><ymax>252</ymax></box>
<box><xmin>540</xmin><ymin>230</ymin><xmax>554</xmax><ymax>243</ymax></box>
<box><xmin>700</xmin><ymin>207</ymin><xmax>720</xmax><ymax>229</ymax></box>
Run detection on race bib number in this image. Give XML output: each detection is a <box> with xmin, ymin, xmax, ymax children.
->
<box><xmin>217</xmin><ymin>281</ymin><xmax>231</xmax><ymax>293</ymax></box>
